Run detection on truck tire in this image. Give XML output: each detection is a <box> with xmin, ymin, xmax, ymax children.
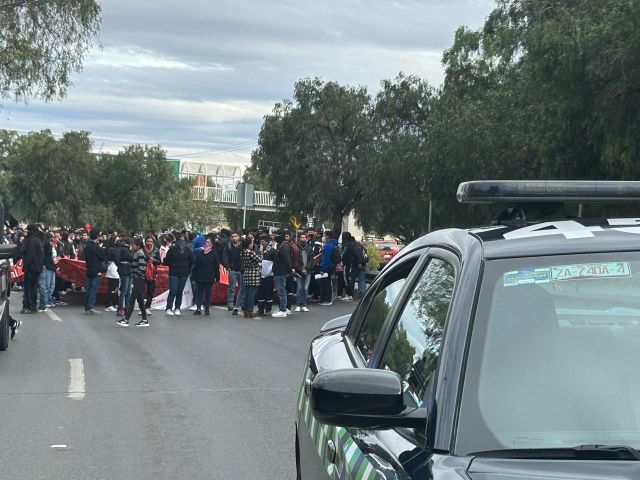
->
<box><xmin>0</xmin><ymin>301</ymin><xmax>9</xmax><ymax>351</ymax></box>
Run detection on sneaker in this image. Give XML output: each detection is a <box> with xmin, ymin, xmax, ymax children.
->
<box><xmin>319</xmin><ymin>302</ymin><xmax>333</xmax><ymax>306</ymax></box>
<box><xmin>340</xmin><ymin>295</ymin><xmax>349</xmax><ymax>301</ymax></box>
<box><xmin>166</xmin><ymin>309</ymin><xmax>175</xmax><ymax>316</ymax></box>
<box><xmin>232</xmin><ymin>308</ymin><xmax>239</xmax><ymax>316</ymax></box>
<box><xmin>19</xmin><ymin>308</ymin><xmax>34</xmax><ymax>314</ymax></box>
<box><xmin>105</xmin><ymin>306</ymin><xmax>117</xmax><ymax>312</ymax></box>
<box><xmin>271</xmin><ymin>310</ymin><xmax>287</xmax><ymax>318</ymax></box>
<box><xmin>204</xmin><ymin>309</ymin><xmax>210</xmax><ymax>316</ymax></box>
<box><xmin>294</xmin><ymin>306</ymin><xmax>301</xmax><ymax>312</ymax></box>
<box><xmin>301</xmin><ymin>306</ymin><xmax>310</xmax><ymax>312</ymax></box>
<box><xmin>347</xmin><ymin>296</ymin><xmax>353</xmax><ymax>301</ymax></box>
<box><xmin>189</xmin><ymin>304</ymin><xmax>197</xmax><ymax>311</ymax></box>
<box><xmin>55</xmin><ymin>301</ymin><xmax>68</xmax><ymax>306</ymax></box>
<box><xmin>134</xmin><ymin>320</ymin><xmax>149</xmax><ymax>327</ymax></box>
<box><xmin>85</xmin><ymin>309</ymin><xmax>99</xmax><ymax>315</ymax></box>
<box><xmin>115</xmin><ymin>319</ymin><xmax>129</xmax><ymax>327</ymax></box>
<box><xmin>286</xmin><ymin>308</ymin><xmax>292</xmax><ymax>315</ymax></box>
<box><xmin>38</xmin><ymin>305</ymin><xmax>47</xmax><ymax>312</ymax></box>
<box><xmin>194</xmin><ymin>310</ymin><xmax>201</xmax><ymax>316</ymax></box>
<box><xmin>46</xmin><ymin>304</ymin><xmax>56</xmax><ymax>308</ymax></box>
<box><xmin>174</xmin><ymin>309</ymin><xmax>181</xmax><ymax>316</ymax></box>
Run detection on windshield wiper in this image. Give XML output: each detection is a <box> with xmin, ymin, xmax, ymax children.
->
<box><xmin>471</xmin><ymin>444</ymin><xmax>640</xmax><ymax>461</ymax></box>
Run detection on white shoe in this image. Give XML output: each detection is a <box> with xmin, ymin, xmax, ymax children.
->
<box><xmin>166</xmin><ymin>309</ymin><xmax>175</xmax><ymax>316</ymax></box>
<box><xmin>286</xmin><ymin>308</ymin><xmax>292</xmax><ymax>314</ymax></box>
<box><xmin>294</xmin><ymin>306</ymin><xmax>301</xmax><ymax>312</ymax></box>
<box><xmin>347</xmin><ymin>296</ymin><xmax>353</xmax><ymax>301</ymax></box>
<box><xmin>105</xmin><ymin>306</ymin><xmax>117</xmax><ymax>312</ymax></box>
<box><xmin>319</xmin><ymin>302</ymin><xmax>333</xmax><ymax>306</ymax></box>
<box><xmin>174</xmin><ymin>309</ymin><xmax>181</xmax><ymax>316</ymax></box>
<box><xmin>271</xmin><ymin>310</ymin><xmax>287</xmax><ymax>318</ymax></box>
<box><xmin>301</xmin><ymin>306</ymin><xmax>309</xmax><ymax>312</ymax></box>
<box><xmin>340</xmin><ymin>295</ymin><xmax>349</xmax><ymax>301</ymax></box>
<box><xmin>189</xmin><ymin>304</ymin><xmax>197</xmax><ymax>311</ymax></box>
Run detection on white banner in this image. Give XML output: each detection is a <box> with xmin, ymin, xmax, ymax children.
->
<box><xmin>149</xmin><ymin>279</ymin><xmax>194</xmax><ymax>310</ymax></box>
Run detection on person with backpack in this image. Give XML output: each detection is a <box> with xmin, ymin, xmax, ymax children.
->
<box><xmin>104</xmin><ymin>234</ymin><xmax>120</xmax><ymax>312</ymax></box>
<box><xmin>20</xmin><ymin>224</ymin><xmax>44</xmax><ymax>314</ymax></box>
<box><xmin>294</xmin><ymin>232</ymin><xmax>314</xmax><ymax>312</ymax></box>
<box><xmin>271</xmin><ymin>230</ymin><xmax>294</xmax><ymax>317</ymax></box>
<box><xmin>319</xmin><ymin>230</ymin><xmax>340</xmax><ymax>305</ymax></box>
<box><xmin>343</xmin><ymin>232</ymin><xmax>368</xmax><ymax>299</ymax></box>
<box><xmin>83</xmin><ymin>228</ymin><xmax>107</xmax><ymax>315</ymax></box>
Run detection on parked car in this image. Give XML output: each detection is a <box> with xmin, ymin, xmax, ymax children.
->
<box><xmin>296</xmin><ymin>180</ymin><xmax>640</xmax><ymax>480</ymax></box>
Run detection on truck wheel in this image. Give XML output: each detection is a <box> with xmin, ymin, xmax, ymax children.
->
<box><xmin>0</xmin><ymin>301</ymin><xmax>9</xmax><ymax>351</ymax></box>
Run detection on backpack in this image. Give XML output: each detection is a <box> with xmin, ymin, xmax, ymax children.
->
<box><xmin>330</xmin><ymin>243</ymin><xmax>342</xmax><ymax>265</ymax></box>
<box><xmin>354</xmin><ymin>242</ymin><xmax>368</xmax><ymax>266</ymax></box>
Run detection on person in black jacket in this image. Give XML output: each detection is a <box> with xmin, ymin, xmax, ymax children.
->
<box><xmin>38</xmin><ymin>232</ymin><xmax>57</xmax><ymax>311</ymax></box>
<box><xmin>272</xmin><ymin>230</ymin><xmax>293</xmax><ymax>317</ymax></box>
<box><xmin>163</xmin><ymin>234</ymin><xmax>192</xmax><ymax>316</ymax></box>
<box><xmin>83</xmin><ymin>229</ymin><xmax>107</xmax><ymax>314</ymax></box>
<box><xmin>20</xmin><ymin>224</ymin><xmax>44</xmax><ymax>314</ymax></box>
<box><xmin>116</xmin><ymin>238</ymin><xmax>134</xmax><ymax>316</ymax></box>
<box><xmin>222</xmin><ymin>232</ymin><xmax>243</xmax><ymax>313</ymax></box>
<box><xmin>191</xmin><ymin>237</ymin><xmax>220</xmax><ymax>316</ymax></box>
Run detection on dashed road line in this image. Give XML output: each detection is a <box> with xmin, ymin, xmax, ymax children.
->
<box><xmin>45</xmin><ymin>309</ymin><xmax>63</xmax><ymax>322</ymax></box>
<box><xmin>67</xmin><ymin>358</ymin><xmax>85</xmax><ymax>400</ymax></box>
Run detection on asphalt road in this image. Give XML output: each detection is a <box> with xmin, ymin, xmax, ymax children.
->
<box><xmin>0</xmin><ymin>292</ymin><xmax>355</xmax><ymax>480</ymax></box>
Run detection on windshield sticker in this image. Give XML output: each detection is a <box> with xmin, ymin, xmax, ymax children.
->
<box><xmin>503</xmin><ymin>268</ymin><xmax>552</xmax><ymax>287</ymax></box>
<box><xmin>503</xmin><ymin>262</ymin><xmax>631</xmax><ymax>287</ymax></box>
<box><xmin>551</xmin><ymin>262</ymin><xmax>631</xmax><ymax>281</ymax></box>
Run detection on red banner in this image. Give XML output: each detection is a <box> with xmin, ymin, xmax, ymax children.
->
<box><xmin>56</xmin><ymin>258</ymin><xmax>230</xmax><ymax>305</ymax></box>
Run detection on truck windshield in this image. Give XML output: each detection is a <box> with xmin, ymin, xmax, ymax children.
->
<box><xmin>457</xmin><ymin>251</ymin><xmax>640</xmax><ymax>455</ymax></box>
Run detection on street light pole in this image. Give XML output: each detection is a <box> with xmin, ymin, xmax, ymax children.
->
<box><xmin>242</xmin><ymin>182</ymin><xmax>248</xmax><ymax>230</ymax></box>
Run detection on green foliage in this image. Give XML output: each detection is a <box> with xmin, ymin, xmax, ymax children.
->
<box><xmin>252</xmin><ymin>78</ymin><xmax>373</xmax><ymax>232</ymax></box>
<box><xmin>364</xmin><ymin>243</ymin><xmax>381</xmax><ymax>271</ymax></box>
<box><xmin>0</xmin><ymin>0</ymin><xmax>101</xmax><ymax>100</ymax></box>
<box><xmin>156</xmin><ymin>179</ymin><xmax>225</xmax><ymax>233</ymax></box>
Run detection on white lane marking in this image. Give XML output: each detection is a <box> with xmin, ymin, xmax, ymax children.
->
<box><xmin>67</xmin><ymin>359</ymin><xmax>85</xmax><ymax>400</ymax></box>
<box><xmin>46</xmin><ymin>309</ymin><xmax>63</xmax><ymax>322</ymax></box>
<box><xmin>50</xmin><ymin>444</ymin><xmax>67</xmax><ymax>449</ymax></box>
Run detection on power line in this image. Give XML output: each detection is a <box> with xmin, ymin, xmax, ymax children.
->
<box><xmin>175</xmin><ymin>140</ymin><xmax>258</xmax><ymax>158</ymax></box>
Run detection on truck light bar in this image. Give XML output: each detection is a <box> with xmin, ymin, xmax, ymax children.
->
<box><xmin>457</xmin><ymin>180</ymin><xmax>640</xmax><ymax>204</ymax></box>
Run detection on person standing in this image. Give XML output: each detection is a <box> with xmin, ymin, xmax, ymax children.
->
<box><xmin>142</xmin><ymin>235</ymin><xmax>161</xmax><ymax>314</ymax></box>
<box><xmin>222</xmin><ymin>232</ymin><xmax>243</xmax><ymax>315</ymax></box>
<box><xmin>20</xmin><ymin>224</ymin><xmax>44</xmax><ymax>314</ymax></box>
<box><xmin>116</xmin><ymin>238</ymin><xmax>149</xmax><ymax>327</ymax></box>
<box><xmin>272</xmin><ymin>230</ymin><xmax>293</xmax><ymax>317</ymax></box>
<box><xmin>116</xmin><ymin>238</ymin><xmax>133</xmax><ymax>316</ymax></box>
<box><xmin>191</xmin><ymin>237</ymin><xmax>219</xmax><ymax>316</ymax></box>
<box><xmin>240</xmin><ymin>234</ymin><xmax>262</xmax><ymax>318</ymax></box>
<box><xmin>319</xmin><ymin>231</ymin><xmax>340</xmax><ymax>306</ymax></box>
<box><xmin>38</xmin><ymin>232</ymin><xmax>57</xmax><ymax>311</ymax></box>
<box><xmin>256</xmin><ymin>240</ymin><xmax>275</xmax><ymax>316</ymax></box>
<box><xmin>104</xmin><ymin>235</ymin><xmax>120</xmax><ymax>312</ymax></box>
<box><xmin>84</xmin><ymin>228</ymin><xmax>107</xmax><ymax>315</ymax></box>
<box><xmin>343</xmin><ymin>233</ymin><xmax>367</xmax><ymax>299</ymax></box>
<box><xmin>294</xmin><ymin>233</ymin><xmax>314</xmax><ymax>312</ymax></box>
<box><xmin>163</xmin><ymin>234</ymin><xmax>192</xmax><ymax>316</ymax></box>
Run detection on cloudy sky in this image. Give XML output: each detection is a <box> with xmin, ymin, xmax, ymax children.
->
<box><xmin>0</xmin><ymin>0</ymin><xmax>493</xmax><ymax>165</ymax></box>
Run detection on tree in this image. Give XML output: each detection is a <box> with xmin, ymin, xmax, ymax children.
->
<box><xmin>94</xmin><ymin>145</ymin><xmax>177</xmax><ymax>231</ymax></box>
<box><xmin>0</xmin><ymin>0</ymin><xmax>101</xmax><ymax>100</ymax></box>
<box><xmin>157</xmin><ymin>178</ymin><xmax>225</xmax><ymax>232</ymax></box>
<box><xmin>251</xmin><ymin>78</ymin><xmax>373</xmax><ymax>234</ymax></box>
<box><xmin>7</xmin><ymin>129</ymin><xmax>96</xmax><ymax>226</ymax></box>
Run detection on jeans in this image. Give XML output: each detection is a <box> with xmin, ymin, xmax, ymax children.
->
<box><xmin>195</xmin><ymin>281</ymin><xmax>212</xmax><ymax>310</ymax></box>
<box><xmin>106</xmin><ymin>278</ymin><xmax>119</xmax><ymax>307</ymax></box>
<box><xmin>242</xmin><ymin>285</ymin><xmax>256</xmax><ymax>312</ymax></box>
<box><xmin>167</xmin><ymin>275</ymin><xmax>188</xmax><ymax>311</ymax></box>
<box><xmin>350</xmin><ymin>266</ymin><xmax>367</xmax><ymax>298</ymax></box>
<box><xmin>84</xmin><ymin>274</ymin><xmax>101</xmax><ymax>311</ymax></box>
<box><xmin>296</xmin><ymin>275</ymin><xmax>311</xmax><ymax>306</ymax></box>
<box><xmin>125</xmin><ymin>276</ymin><xmax>146</xmax><ymax>321</ymax></box>
<box><xmin>274</xmin><ymin>275</ymin><xmax>288</xmax><ymax>312</ymax></box>
<box><xmin>145</xmin><ymin>280</ymin><xmax>155</xmax><ymax>309</ymax></box>
<box><xmin>23</xmin><ymin>271</ymin><xmax>39</xmax><ymax>311</ymax></box>
<box><xmin>227</xmin><ymin>270</ymin><xmax>242</xmax><ymax>307</ymax></box>
<box><xmin>118</xmin><ymin>275</ymin><xmax>132</xmax><ymax>310</ymax></box>
<box><xmin>39</xmin><ymin>268</ymin><xmax>55</xmax><ymax>307</ymax></box>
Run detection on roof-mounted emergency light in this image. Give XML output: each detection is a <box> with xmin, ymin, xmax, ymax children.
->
<box><xmin>457</xmin><ymin>180</ymin><xmax>640</xmax><ymax>205</ymax></box>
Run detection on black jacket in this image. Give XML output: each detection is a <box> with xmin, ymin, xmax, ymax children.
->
<box><xmin>191</xmin><ymin>250</ymin><xmax>220</xmax><ymax>283</ymax></box>
<box><xmin>22</xmin><ymin>235</ymin><xmax>44</xmax><ymax>274</ymax></box>
<box><xmin>84</xmin><ymin>241</ymin><xmax>107</xmax><ymax>277</ymax></box>
<box><xmin>273</xmin><ymin>241</ymin><xmax>292</xmax><ymax>276</ymax></box>
<box><xmin>164</xmin><ymin>245</ymin><xmax>192</xmax><ymax>277</ymax></box>
<box><xmin>117</xmin><ymin>247</ymin><xmax>134</xmax><ymax>276</ymax></box>
<box><xmin>43</xmin><ymin>241</ymin><xmax>56</xmax><ymax>272</ymax></box>
<box><xmin>222</xmin><ymin>242</ymin><xmax>243</xmax><ymax>271</ymax></box>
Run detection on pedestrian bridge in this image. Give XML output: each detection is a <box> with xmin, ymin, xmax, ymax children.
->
<box><xmin>192</xmin><ymin>186</ymin><xmax>279</xmax><ymax>212</ymax></box>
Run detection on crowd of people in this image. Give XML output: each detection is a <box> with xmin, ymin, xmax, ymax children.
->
<box><xmin>7</xmin><ymin>224</ymin><xmax>370</xmax><ymax>327</ymax></box>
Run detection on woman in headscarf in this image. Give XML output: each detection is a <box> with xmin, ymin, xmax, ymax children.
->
<box><xmin>191</xmin><ymin>237</ymin><xmax>220</xmax><ymax>316</ymax></box>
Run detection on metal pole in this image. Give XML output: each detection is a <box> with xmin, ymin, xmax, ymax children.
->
<box><xmin>578</xmin><ymin>204</ymin><xmax>583</xmax><ymax>218</ymax></box>
<box><xmin>242</xmin><ymin>182</ymin><xmax>248</xmax><ymax>230</ymax></box>
<box><xmin>428</xmin><ymin>200</ymin><xmax>433</xmax><ymax>233</ymax></box>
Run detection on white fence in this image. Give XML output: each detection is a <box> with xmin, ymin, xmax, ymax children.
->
<box><xmin>192</xmin><ymin>186</ymin><xmax>278</xmax><ymax>210</ymax></box>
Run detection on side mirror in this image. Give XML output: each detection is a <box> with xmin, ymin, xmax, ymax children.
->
<box><xmin>0</xmin><ymin>244</ymin><xmax>16</xmax><ymax>260</ymax></box>
<box><xmin>310</xmin><ymin>368</ymin><xmax>427</xmax><ymax>430</ymax></box>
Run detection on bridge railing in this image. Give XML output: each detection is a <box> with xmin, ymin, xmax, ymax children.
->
<box><xmin>192</xmin><ymin>186</ymin><xmax>278</xmax><ymax>208</ymax></box>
